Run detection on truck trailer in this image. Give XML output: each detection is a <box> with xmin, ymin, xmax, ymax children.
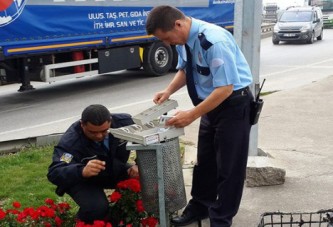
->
<box><xmin>0</xmin><ymin>0</ymin><xmax>234</xmax><ymax>91</ymax></box>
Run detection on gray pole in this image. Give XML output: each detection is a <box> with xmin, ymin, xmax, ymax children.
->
<box><xmin>234</xmin><ymin>0</ymin><xmax>263</xmax><ymax>156</ymax></box>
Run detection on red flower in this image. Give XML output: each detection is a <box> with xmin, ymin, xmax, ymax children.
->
<box><xmin>93</xmin><ymin>220</ymin><xmax>108</xmax><ymax>227</ymax></box>
<box><xmin>75</xmin><ymin>220</ymin><xmax>86</xmax><ymax>227</ymax></box>
<box><xmin>136</xmin><ymin>200</ymin><xmax>145</xmax><ymax>213</ymax></box>
<box><xmin>0</xmin><ymin>208</ymin><xmax>6</xmax><ymax>220</ymax></box>
<box><xmin>37</xmin><ymin>205</ymin><xmax>55</xmax><ymax>218</ymax></box>
<box><xmin>55</xmin><ymin>216</ymin><xmax>63</xmax><ymax>226</ymax></box>
<box><xmin>46</xmin><ymin>208</ymin><xmax>55</xmax><ymax>218</ymax></box>
<box><xmin>57</xmin><ymin>202</ymin><xmax>70</xmax><ymax>210</ymax></box>
<box><xmin>12</xmin><ymin>201</ymin><xmax>21</xmax><ymax>208</ymax></box>
<box><xmin>16</xmin><ymin>212</ymin><xmax>27</xmax><ymax>223</ymax></box>
<box><xmin>57</xmin><ymin>202</ymin><xmax>71</xmax><ymax>214</ymax></box>
<box><xmin>109</xmin><ymin>191</ymin><xmax>122</xmax><ymax>203</ymax></box>
<box><xmin>141</xmin><ymin>216</ymin><xmax>159</xmax><ymax>227</ymax></box>
<box><xmin>75</xmin><ymin>219</ymin><xmax>112</xmax><ymax>227</ymax></box>
<box><xmin>44</xmin><ymin>198</ymin><xmax>55</xmax><ymax>206</ymax></box>
<box><xmin>116</xmin><ymin>178</ymin><xmax>141</xmax><ymax>193</ymax></box>
<box><xmin>23</xmin><ymin>207</ymin><xmax>35</xmax><ymax>215</ymax></box>
<box><xmin>44</xmin><ymin>222</ymin><xmax>52</xmax><ymax>227</ymax></box>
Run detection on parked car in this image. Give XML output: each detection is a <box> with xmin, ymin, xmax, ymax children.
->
<box><xmin>272</xmin><ymin>6</ymin><xmax>324</xmax><ymax>44</ymax></box>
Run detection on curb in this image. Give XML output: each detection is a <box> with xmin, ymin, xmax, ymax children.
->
<box><xmin>0</xmin><ymin>133</ymin><xmax>63</xmax><ymax>154</ymax></box>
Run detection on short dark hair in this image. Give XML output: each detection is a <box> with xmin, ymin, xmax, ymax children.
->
<box><xmin>81</xmin><ymin>104</ymin><xmax>111</xmax><ymax>126</ymax></box>
<box><xmin>146</xmin><ymin>5</ymin><xmax>185</xmax><ymax>35</ymax></box>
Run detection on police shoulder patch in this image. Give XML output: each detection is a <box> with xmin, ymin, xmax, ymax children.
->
<box><xmin>60</xmin><ymin>153</ymin><xmax>73</xmax><ymax>163</ymax></box>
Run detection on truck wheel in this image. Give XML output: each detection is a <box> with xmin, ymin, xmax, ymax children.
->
<box><xmin>143</xmin><ymin>42</ymin><xmax>173</xmax><ymax>76</ymax></box>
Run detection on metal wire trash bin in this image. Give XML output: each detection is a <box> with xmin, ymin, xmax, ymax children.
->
<box><xmin>134</xmin><ymin>138</ymin><xmax>187</xmax><ymax>214</ymax></box>
<box><xmin>126</xmin><ymin>138</ymin><xmax>187</xmax><ymax>227</ymax></box>
<box><xmin>258</xmin><ymin>209</ymin><xmax>333</xmax><ymax>227</ymax></box>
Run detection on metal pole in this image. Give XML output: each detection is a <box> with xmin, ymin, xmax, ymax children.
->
<box><xmin>234</xmin><ymin>0</ymin><xmax>263</xmax><ymax>156</ymax></box>
<box><xmin>126</xmin><ymin>143</ymin><xmax>169</xmax><ymax>226</ymax></box>
<box><xmin>156</xmin><ymin>145</ymin><xmax>168</xmax><ymax>227</ymax></box>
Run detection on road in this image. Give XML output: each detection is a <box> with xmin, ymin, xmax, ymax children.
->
<box><xmin>260</xmin><ymin>29</ymin><xmax>333</xmax><ymax>92</ymax></box>
<box><xmin>1</xmin><ymin>29</ymin><xmax>333</xmax><ymax>142</ymax></box>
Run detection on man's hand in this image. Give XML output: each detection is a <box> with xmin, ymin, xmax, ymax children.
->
<box><xmin>127</xmin><ymin>165</ymin><xmax>139</xmax><ymax>178</ymax></box>
<box><xmin>82</xmin><ymin>159</ymin><xmax>106</xmax><ymax>178</ymax></box>
<box><xmin>166</xmin><ymin>110</ymin><xmax>197</xmax><ymax>128</ymax></box>
<box><xmin>153</xmin><ymin>90</ymin><xmax>171</xmax><ymax>104</ymax></box>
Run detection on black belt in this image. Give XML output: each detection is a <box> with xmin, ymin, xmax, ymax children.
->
<box><xmin>207</xmin><ymin>86</ymin><xmax>252</xmax><ymax>118</ymax></box>
<box><xmin>230</xmin><ymin>86</ymin><xmax>250</xmax><ymax>98</ymax></box>
<box><xmin>197</xmin><ymin>86</ymin><xmax>251</xmax><ymax>106</ymax></box>
<box><xmin>223</xmin><ymin>86</ymin><xmax>251</xmax><ymax>106</ymax></box>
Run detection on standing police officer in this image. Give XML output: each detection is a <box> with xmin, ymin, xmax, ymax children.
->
<box><xmin>146</xmin><ymin>6</ymin><xmax>253</xmax><ymax>227</ymax></box>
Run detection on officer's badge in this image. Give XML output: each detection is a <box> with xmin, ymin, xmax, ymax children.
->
<box><xmin>60</xmin><ymin>153</ymin><xmax>73</xmax><ymax>163</ymax></box>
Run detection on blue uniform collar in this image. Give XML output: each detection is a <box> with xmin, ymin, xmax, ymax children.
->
<box><xmin>186</xmin><ymin>17</ymin><xmax>200</xmax><ymax>50</ymax></box>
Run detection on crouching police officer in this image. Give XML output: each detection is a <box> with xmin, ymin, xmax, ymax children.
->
<box><xmin>47</xmin><ymin>104</ymin><xmax>138</xmax><ymax>223</ymax></box>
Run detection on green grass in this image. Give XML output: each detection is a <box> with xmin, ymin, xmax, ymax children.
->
<box><xmin>261</xmin><ymin>91</ymin><xmax>277</xmax><ymax>96</ymax></box>
<box><xmin>0</xmin><ymin>141</ymin><xmax>187</xmax><ymax>213</ymax></box>
<box><xmin>0</xmin><ymin>145</ymin><xmax>77</xmax><ymax>211</ymax></box>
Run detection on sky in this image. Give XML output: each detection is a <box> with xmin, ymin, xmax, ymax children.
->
<box><xmin>263</xmin><ymin>0</ymin><xmax>307</xmax><ymax>10</ymax></box>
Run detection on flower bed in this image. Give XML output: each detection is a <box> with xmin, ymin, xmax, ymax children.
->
<box><xmin>0</xmin><ymin>198</ymin><xmax>73</xmax><ymax>226</ymax></box>
<box><xmin>0</xmin><ymin>179</ymin><xmax>158</xmax><ymax>227</ymax></box>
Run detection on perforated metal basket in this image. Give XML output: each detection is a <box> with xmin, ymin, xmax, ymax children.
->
<box><xmin>258</xmin><ymin>209</ymin><xmax>333</xmax><ymax>227</ymax></box>
<box><xmin>135</xmin><ymin>138</ymin><xmax>187</xmax><ymax>214</ymax></box>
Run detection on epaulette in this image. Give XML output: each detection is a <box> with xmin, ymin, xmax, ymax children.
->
<box><xmin>198</xmin><ymin>33</ymin><xmax>213</xmax><ymax>50</ymax></box>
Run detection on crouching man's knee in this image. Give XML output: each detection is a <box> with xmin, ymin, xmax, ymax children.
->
<box><xmin>77</xmin><ymin>199</ymin><xmax>109</xmax><ymax>223</ymax></box>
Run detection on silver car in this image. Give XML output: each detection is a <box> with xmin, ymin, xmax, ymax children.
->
<box><xmin>272</xmin><ymin>6</ymin><xmax>324</xmax><ymax>44</ymax></box>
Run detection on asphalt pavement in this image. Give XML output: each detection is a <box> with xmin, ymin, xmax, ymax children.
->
<box><xmin>179</xmin><ymin>75</ymin><xmax>333</xmax><ymax>226</ymax></box>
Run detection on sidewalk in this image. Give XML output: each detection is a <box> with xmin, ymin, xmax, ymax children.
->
<box><xmin>179</xmin><ymin>75</ymin><xmax>333</xmax><ymax>226</ymax></box>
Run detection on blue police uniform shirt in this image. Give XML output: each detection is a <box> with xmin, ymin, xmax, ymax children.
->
<box><xmin>103</xmin><ymin>135</ymin><xmax>109</xmax><ymax>150</ymax></box>
<box><xmin>95</xmin><ymin>134</ymin><xmax>109</xmax><ymax>150</ymax></box>
<box><xmin>176</xmin><ymin>18</ymin><xmax>253</xmax><ymax>100</ymax></box>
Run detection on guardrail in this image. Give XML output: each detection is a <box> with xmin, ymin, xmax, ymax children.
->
<box><xmin>261</xmin><ymin>23</ymin><xmax>275</xmax><ymax>38</ymax></box>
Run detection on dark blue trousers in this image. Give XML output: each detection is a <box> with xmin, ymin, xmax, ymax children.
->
<box><xmin>190</xmin><ymin>92</ymin><xmax>253</xmax><ymax>227</ymax></box>
<box><xmin>67</xmin><ymin>183</ymin><xmax>110</xmax><ymax>224</ymax></box>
